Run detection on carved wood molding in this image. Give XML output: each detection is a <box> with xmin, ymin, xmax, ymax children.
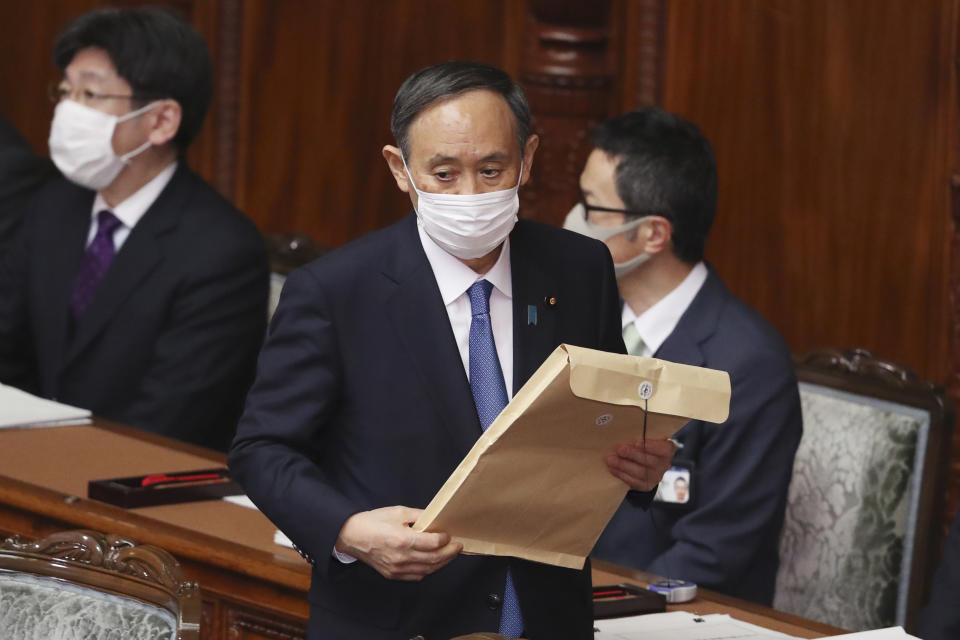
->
<box><xmin>797</xmin><ymin>347</ymin><xmax>930</xmax><ymax>390</ymax></box>
<box><xmin>226</xmin><ymin>606</ymin><xmax>306</xmax><ymax>640</ymax></box>
<box><xmin>1</xmin><ymin>529</ymin><xmax>198</xmax><ymax>598</ymax></box>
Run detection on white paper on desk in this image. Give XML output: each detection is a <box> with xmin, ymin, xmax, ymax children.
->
<box><xmin>222</xmin><ymin>495</ymin><xmax>295</xmax><ymax>549</ymax></box>
<box><xmin>822</xmin><ymin>628</ymin><xmax>917</xmax><ymax>639</ymax></box>
<box><xmin>0</xmin><ymin>383</ymin><xmax>91</xmax><ymax>428</ymax></box>
<box><xmin>594</xmin><ymin>612</ymin><xmax>799</xmax><ymax>640</ymax></box>
<box><xmin>414</xmin><ymin>344</ymin><xmax>731</xmax><ymax>569</ymax></box>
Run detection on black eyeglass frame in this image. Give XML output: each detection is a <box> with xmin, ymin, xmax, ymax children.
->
<box><xmin>577</xmin><ymin>188</ymin><xmax>662</xmax><ymax>220</ymax></box>
<box><xmin>47</xmin><ymin>81</ymin><xmax>163</xmax><ymax>105</ymax></box>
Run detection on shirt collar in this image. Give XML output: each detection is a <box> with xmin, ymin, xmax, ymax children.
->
<box><xmin>91</xmin><ymin>161</ymin><xmax>178</xmax><ymax>229</ymax></box>
<box><xmin>623</xmin><ymin>261</ymin><xmax>708</xmax><ymax>355</ymax></box>
<box><xmin>416</xmin><ymin>220</ymin><xmax>513</xmax><ymax>304</ymax></box>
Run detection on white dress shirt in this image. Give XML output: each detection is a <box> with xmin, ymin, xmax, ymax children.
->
<box><xmin>416</xmin><ymin>221</ymin><xmax>514</xmax><ymax>398</ymax></box>
<box><xmin>333</xmin><ymin>222</ymin><xmax>515</xmax><ymax>564</ymax></box>
<box><xmin>622</xmin><ymin>261</ymin><xmax>708</xmax><ymax>357</ymax></box>
<box><xmin>86</xmin><ymin>161</ymin><xmax>177</xmax><ymax>250</ymax></box>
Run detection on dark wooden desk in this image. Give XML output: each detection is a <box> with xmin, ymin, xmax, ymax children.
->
<box><xmin>0</xmin><ymin>421</ymin><xmax>845</xmax><ymax>639</ymax></box>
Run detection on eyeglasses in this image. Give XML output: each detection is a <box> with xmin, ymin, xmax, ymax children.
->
<box><xmin>578</xmin><ymin>188</ymin><xmax>658</xmax><ymax>219</ymax></box>
<box><xmin>47</xmin><ymin>81</ymin><xmax>158</xmax><ymax>105</ymax></box>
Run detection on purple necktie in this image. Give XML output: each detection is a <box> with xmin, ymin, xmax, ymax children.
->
<box><xmin>70</xmin><ymin>209</ymin><xmax>122</xmax><ymax>319</ymax></box>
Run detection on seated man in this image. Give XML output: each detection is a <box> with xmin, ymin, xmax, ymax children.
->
<box><xmin>229</xmin><ymin>61</ymin><xmax>674</xmax><ymax>639</ymax></box>
<box><xmin>0</xmin><ymin>114</ymin><xmax>56</xmax><ymax>246</ymax></box>
<box><xmin>0</xmin><ymin>7</ymin><xmax>268</xmax><ymax>451</ymax></box>
<box><xmin>565</xmin><ymin>107</ymin><xmax>802</xmax><ymax>605</ymax></box>
<box><xmin>917</xmin><ymin>501</ymin><xmax>960</xmax><ymax>639</ymax></box>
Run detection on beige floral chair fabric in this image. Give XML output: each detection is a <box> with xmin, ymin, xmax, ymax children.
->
<box><xmin>773</xmin><ymin>348</ymin><xmax>952</xmax><ymax>633</ymax></box>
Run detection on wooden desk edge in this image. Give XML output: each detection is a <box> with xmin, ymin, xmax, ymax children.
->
<box><xmin>0</xmin><ymin>469</ymin><xmax>310</xmax><ymax>592</ymax></box>
<box><xmin>591</xmin><ymin>559</ymin><xmax>849</xmax><ymax>636</ymax></box>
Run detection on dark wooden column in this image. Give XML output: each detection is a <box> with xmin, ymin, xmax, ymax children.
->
<box><xmin>517</xmin><ymin>0</ymin><xmax>617</xmax><ymax>226</ymax></box>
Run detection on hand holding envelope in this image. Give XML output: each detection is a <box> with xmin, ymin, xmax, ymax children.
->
<box><xmin>607</xmin><ymin>437</ymin><xmax>677</xmax><ymax>492</ymax></box>
<box><xmin>414</xmin><ymin>344</ymin><xmax>731</xmax><ymax>569</ymax></box>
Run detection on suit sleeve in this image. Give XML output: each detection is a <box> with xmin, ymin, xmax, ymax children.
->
<box><xmin>120</xmin><ymin>232</ymin><xmax>268</xmax><ymax>450</ymax></box>
<box><xmin>228</xmin><ymin>267</ymin><xmax>361</xmax><ymax>579</ymax></box>
<box><xmin>644</xmin><ymin>349</ymin><xmax>802</xmax><ymax>591</ymax></box>
<box><xmin>917</xmin><ymin>503</ymin><xmax>960</xmax><ymax>640</ymax></box>
<box><xmin>0</xmin><ymin>206</ymin><xmax>38</xmax><ymax>391</ymax></box>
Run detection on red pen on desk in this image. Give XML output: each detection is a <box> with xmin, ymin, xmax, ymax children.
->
<box><xmin>141</xmin><ymin>472</ymin><xmax>224</xmax><ymax>488</ymax></box>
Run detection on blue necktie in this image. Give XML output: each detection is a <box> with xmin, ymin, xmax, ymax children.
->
<box><xmin>467</xmin><ymin>280</ymin><xmax>524</xmax><ymax>638</ymax></box>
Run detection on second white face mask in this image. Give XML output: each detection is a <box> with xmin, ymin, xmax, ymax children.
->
<box><xmin>49</xmin><ymin>99</ymin><xmax>157</xmax><ymax>191</ymax></box>
<box><xmin>562</xmin><ymin>202</ymin><xmax>653</xmax><ymax>278</ymax></box>
<box><xmin>402</xmin><ymin>155</ymin><xmax>523</xmax><ymax>260</ymax></box>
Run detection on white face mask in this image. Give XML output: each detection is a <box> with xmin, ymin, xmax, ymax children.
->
<box><xmin>402</xmin><ymin>155</ymin><xmax>523</xmax><ymax>260</ymax></box>
<box><xmin>562</xmin><ymin>202</ymin><xmax>653</xmax><ymax>278</ymax></box>
<box><xmin>49</xmin><ymin>99</ymin><xmax>157</xmax><ymax>191</ymax></box>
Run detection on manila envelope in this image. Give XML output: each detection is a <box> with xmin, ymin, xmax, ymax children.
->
<box><xmin>413</xmin><ymin>344</ymin><xmax>731</xmax><ymax>569</ymax></box>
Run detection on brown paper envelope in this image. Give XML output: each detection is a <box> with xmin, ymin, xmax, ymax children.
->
<box><xmin>413</xmin><ymin>344</ymin><xmax>731</xmax><ymax>569</ymax></box>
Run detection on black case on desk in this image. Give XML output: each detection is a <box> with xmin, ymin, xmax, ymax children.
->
<box><xmin>88</xmin><ymin>468</ymin><xmax>243</xmax><ymax>508</ymax></box>
<box><xmin>593</xmin><ymin>583</ymin><xmax>667</xmax><ymax>618</ymax></box>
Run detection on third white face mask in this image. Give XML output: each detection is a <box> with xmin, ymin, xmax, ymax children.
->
<box><xmin>402</xmin><ymin>155</ymin><xmax>523</xmax><ymax>260</ymax></box>
<box><xmin>49</xmin><ymin>99</ymin><xmax>157</xmax><ymax>191</ymax></box>
<box><xmin>562</xmin><ymin>202</ymin><xmax>653</xmax><ymax>278</ymax></box>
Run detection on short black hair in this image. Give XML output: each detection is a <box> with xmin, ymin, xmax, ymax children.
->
<box><xmin>590</xmin><ymin>107</ymin><xmax>718</xmax><ymax>264</ymax></box>
<box><xmin>391</xmin><ymin>61</ymin><xmax>531</xmax><ymax>159</ymax></box>
<box><xmin>54</xmin><ymin>6</ymin><xmax>213</xmax><ymax>152</ymax></box>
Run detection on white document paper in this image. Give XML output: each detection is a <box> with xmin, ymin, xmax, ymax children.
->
<box><xmin>0</xmin><ymin>383</ymin><xmax>91</xmax><ymax>429</ymax></box>
<box><xmin>222</xmin><ymin>494</ymin><xmax>294</xmax><ymax>549</ymax></box>
<box><xmin>594</xmin><ymin>612</ymin><xmax>916</xmax><ymax>640</ymax></box>
<box><xmin>594</xmin><ymin>612</ymin><xmax>798</xmax><ymax>640</ymax></box>
<box><xmin>824</xmin><ymin>629</ymin><xmax>918</xmax><ymax>639</ymax></box>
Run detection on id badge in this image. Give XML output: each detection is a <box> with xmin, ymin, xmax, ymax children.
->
<box><xmin>653</xmin><ymin>463</ymin><xmax>694</xmax><ymax>506</ymax></box>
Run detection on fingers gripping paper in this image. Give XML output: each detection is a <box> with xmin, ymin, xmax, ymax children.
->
<box><xmin>413</xmin><ymin>344</ymin><xmax>731</xmax><ymax>569</ymax></box>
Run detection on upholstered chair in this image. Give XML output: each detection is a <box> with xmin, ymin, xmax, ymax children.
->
<box><xmin>774</xmin><ymin>349</ymin><xmax>952</xmax><ymax>632</ymax></box>
<box><xmin>0</xmin><ymin>529</ymin><xmax>200</xmax><ymax>640</ymax></box>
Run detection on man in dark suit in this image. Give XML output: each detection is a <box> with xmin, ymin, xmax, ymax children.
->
<box><xmin>0</xmin><ymin>114</ymin><xmax>56</xmax><ymax>246</ymax></box>
<box><xmin>565</xmin><ymin>107</ymin><xmax>802</xmax><ymax>605</ymax></box>
<box><xmin>917</xmin><ymin>502</ymin><xmax>960</xmax><ymax>639</ymax></box>
<box><xmin>0</xmin><ymin>7</ymin><xmax>267</xmax><ymax>451</ymax></box>
<box><xmin>229</xmin><ymin>62</ymin><xmax>675</xmax><ymax>639</ymax></box>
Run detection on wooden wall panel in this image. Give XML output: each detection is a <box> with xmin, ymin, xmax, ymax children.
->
<box><xmin>233</xmin><ymin>0</ymin><xmax>525</xmax><ymax>248</ymax></box>
<box><xmin>659</xmin><ymin>0</ymin><xmax>956</xmax><ymax>385</ymax></box>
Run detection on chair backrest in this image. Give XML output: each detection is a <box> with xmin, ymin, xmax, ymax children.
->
<box><xmin>0</xmin><ymin>529</ymin><xmax>200</xmax><ymax>640</ymax></box>
<box><xmin>264</xmin><ymin>232</ymin><xmax>329</xmax><ymax>322</ymax></box>
<box><xmin>774</xmin><ymin>348</ymin><xmax>953</xmax><ymax>632</ymax></box>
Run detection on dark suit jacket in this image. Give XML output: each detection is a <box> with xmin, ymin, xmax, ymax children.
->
<box><xmin>0</xmin><ymin>114</ymin><xmax>56</xmax><ymax>246</ymax></box>
<box><xmin>0</xmin><ymin>165</ymin><xmax>268</xmax><ymax>450</ymax></box>
<box><xmin>229</xmin><ymin>213</ymin><xmax>625</xmax><ymax>639</ymax></box>
<box><xmin>917</xmin><ymin>501</ymin><xmax>960</xmax><ymax>640</ymax></box>
<box><xmin>592</xmin><ymin>267</ymin><xmax>802</xmax><ymax>605</ymax></box>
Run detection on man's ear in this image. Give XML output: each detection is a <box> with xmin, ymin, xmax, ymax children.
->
<box><xmin>146</xmin><ymin>99</ymin><xmax>181</xmax><ymax>147</ymax></box>
<box><xmin>642</xmin><ymin>216</ymin><xmax>673</xmax><ymax>255</ymax></box>
<box><xmin>519</xmin><ymin>134</ymin><xmax>539</xmax><ymax>187</ymax></box>
<box><xmin>382</xmin><ymin>145</ymin><xmax>410</xmax><ymax>193</ymax></box>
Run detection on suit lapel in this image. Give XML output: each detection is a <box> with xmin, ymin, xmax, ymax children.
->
<box><xmin>42</xmin><ymin>185</ymin><xmax>94</xmax><ymax>379</ymax></box>
<box><xmin>653</xmin><ymin>267</ymin><xmax>726</xmax><ymax>367</ymax></box>
<box><xmin>64</xmin><ymin>167</ymin><xmax>188</xmax><ymax>367</ymax></box>
<box><xmin>383</xmin><ymin>215</ymin><xmax>483</xmax><ymax>455</ymax></box>
<box><xmin>509</xmin><ymin>222</ymin><xmax>559</xmax><ymax>394</ymax></box>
